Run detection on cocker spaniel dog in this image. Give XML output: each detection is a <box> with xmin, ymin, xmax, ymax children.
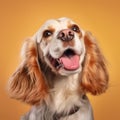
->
<box><xmin>8</xmin><ymin>17</ymin><xmax>109</xmax><ymax>120</ymax></box>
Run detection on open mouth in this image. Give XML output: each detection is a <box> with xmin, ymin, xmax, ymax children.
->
<box><xmin>47</xmin><ymin>49</ymin><xmax>80</xmax><ymax>71</ymax></box>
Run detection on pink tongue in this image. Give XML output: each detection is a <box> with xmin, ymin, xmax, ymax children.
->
<box><xmin>60</xmin><ymin>55</ymin><xmax>80</xmax><ymax>70</ymax></box>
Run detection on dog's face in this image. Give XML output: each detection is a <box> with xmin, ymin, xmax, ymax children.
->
<box><xmin>35</xmin><ymin>18</ymin><xmax>85</xmax><ymax>75</ymax></box>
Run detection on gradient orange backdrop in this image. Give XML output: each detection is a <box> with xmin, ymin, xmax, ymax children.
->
<box><xmin>0</xmin><ymin>0</ymin><xmax>120</xmax><ymax>120</ymax></box>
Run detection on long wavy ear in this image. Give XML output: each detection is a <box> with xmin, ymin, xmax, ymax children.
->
<box><xmin>81</xmin><ymin>32</ymin><xmax>109</xmax><ymax>95</ymax></box>
<box><xmin>8</xmin><ymin>38</ymin><xmax>48</xmax><ymax>105</ymax></box>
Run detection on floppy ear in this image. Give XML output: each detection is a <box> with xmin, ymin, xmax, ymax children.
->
<box><xmin>8</xmin><ymin>38</ymin><xmax>48</xmax><ymax>105</ymax></box>
<box><xmin>81</xmin><ymin>31</ymin><xmax>109</xmax><ymax>95</ymax></box>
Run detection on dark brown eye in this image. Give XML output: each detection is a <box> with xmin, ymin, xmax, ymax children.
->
<box><xmin>43</xmin><ymin>30</ymin><xmax>53</xmax><ymax>38</ymax></box>
<box><xmin>71</xmin><ymin>24</ymin><xmax>80</xmax><ymax>33</ymax></box>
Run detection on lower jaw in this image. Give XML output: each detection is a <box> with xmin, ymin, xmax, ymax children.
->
<box><xmin>58</xmin><ymin>67</ymin><xmax>81</xmax><ymax>76</ymax></box>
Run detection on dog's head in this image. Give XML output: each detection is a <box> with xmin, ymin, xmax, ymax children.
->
<box><xmin>8</xmin><ymin>17</ymin><xmax>109</xmax><ymax>105</ymax></box>
<box><xmin>34</xmin><ymin>17</ymin><xmax>85</xmax><ymax>76</ymax></box>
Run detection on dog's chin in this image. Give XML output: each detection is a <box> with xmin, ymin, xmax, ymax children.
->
<box><xmin>46</xmin><ymin>49</ymin><xmax>82</xmax><ymax>76</ymax></box>
<box><xmin>58</xmin><ymin>67</ymin><xmax>81</xmax><ymax>76</ymax></box>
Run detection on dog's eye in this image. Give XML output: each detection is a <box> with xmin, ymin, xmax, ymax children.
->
<box><xmin>43</xmin><ymin>30</ymin><xmax>53</xmax><ymax>38</ymax></box>
<box><xmin>71</xmin><ymin>24</ymin><xmax>80</xmax><ymax>33</ymax></box>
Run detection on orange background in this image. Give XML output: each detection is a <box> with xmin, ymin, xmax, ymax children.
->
<box><xmin>0</xmin><ymin>0</ymin><xmax>120</xmax><ymax>119</ymax></box>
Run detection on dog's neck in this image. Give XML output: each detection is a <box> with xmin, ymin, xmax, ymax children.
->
<box><xmin>47</xmin><ymin>73</ymin><xmax>84</xmax><ymax>114</ymax></box>
<box><xmin>38</xmin><ymin>56</ymin><xmax>85</xmax><ymax>114</ymax></box>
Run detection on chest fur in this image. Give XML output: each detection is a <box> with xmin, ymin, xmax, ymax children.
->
<box><xmin>49</xmin><ymin>74</ymin><xmax>81</xmax><ymax>113</ymax></box>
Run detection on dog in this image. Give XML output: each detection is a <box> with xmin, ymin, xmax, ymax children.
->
<box><xmin>8</xmin><ymin>17</ymin><xmax>109</xmax><ymax>120</ymax></box>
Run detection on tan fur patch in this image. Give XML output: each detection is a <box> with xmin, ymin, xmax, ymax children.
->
<box><xmin>67</xmin><ymin>22</ymin><xmax>82</xmax><ymax>38</ymax></box>
<box><xmin>8</xmin><ymin>38</ymin><xmax>48</xmax><ymax>105</ymax></box>
<box><xmin>81</xmin><ymin>32</ymin><xmax>109</xmax><ymax>95</ymax></box>
<box><xmin>62</xmin><ymin>40</ymin><xmax>75</xmax><ymax>47</ymax></box>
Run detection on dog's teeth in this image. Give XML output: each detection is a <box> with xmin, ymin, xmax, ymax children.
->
<box><xmin>56</xmin><ymin>63</ymin><xmax>63</xmax><ymax>69</ymax></box>
<box><xmin>56</xmin><ymin>64</ymin><xmax>62</xmax><ymax>69</ymax></box>
<box><xmin>55</xmin><ymin>59</ymin><xmax>62</xmax><ymax>69</ymax></box>
<box><xmin>47</xmin><ymin>54</ymin><xmax>63</xmax><ymax>70</ymax></box>
<box><xmin>57</xmin><ymin>59</ymin><xmax>60</xmax><ymax>63</ymax></box>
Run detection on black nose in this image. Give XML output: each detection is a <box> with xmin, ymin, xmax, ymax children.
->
<box><xmin>57</xmin><ymin>29</ymin><xmax>74</xmax><ymax>41</ymax></box>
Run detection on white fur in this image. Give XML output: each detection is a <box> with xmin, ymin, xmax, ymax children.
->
<box><xmin>50</xmin><ymin>74</ymin><xmax>80</xmax><ymax>112</ymax></box>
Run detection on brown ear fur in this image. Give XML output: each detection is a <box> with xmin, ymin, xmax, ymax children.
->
<box><xmin>81</xmin><ymin>32</ymin><xmax>109</xmax><ymax>95</ymax></box>
<box><xmin>8</xmin><ymin>39</ymin><xmax>48</xmax><ymax>105</ymax></box>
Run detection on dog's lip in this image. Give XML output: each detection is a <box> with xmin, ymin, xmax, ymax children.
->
<box><xmin>47</xmin><ymin>52</ymin><xmax>63</xmax><ymax>70</ymax></box>
<box><xmin>47</xmin><ymin>49</ymin><xmax>80</xmax><ymax>71</ymax></box>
